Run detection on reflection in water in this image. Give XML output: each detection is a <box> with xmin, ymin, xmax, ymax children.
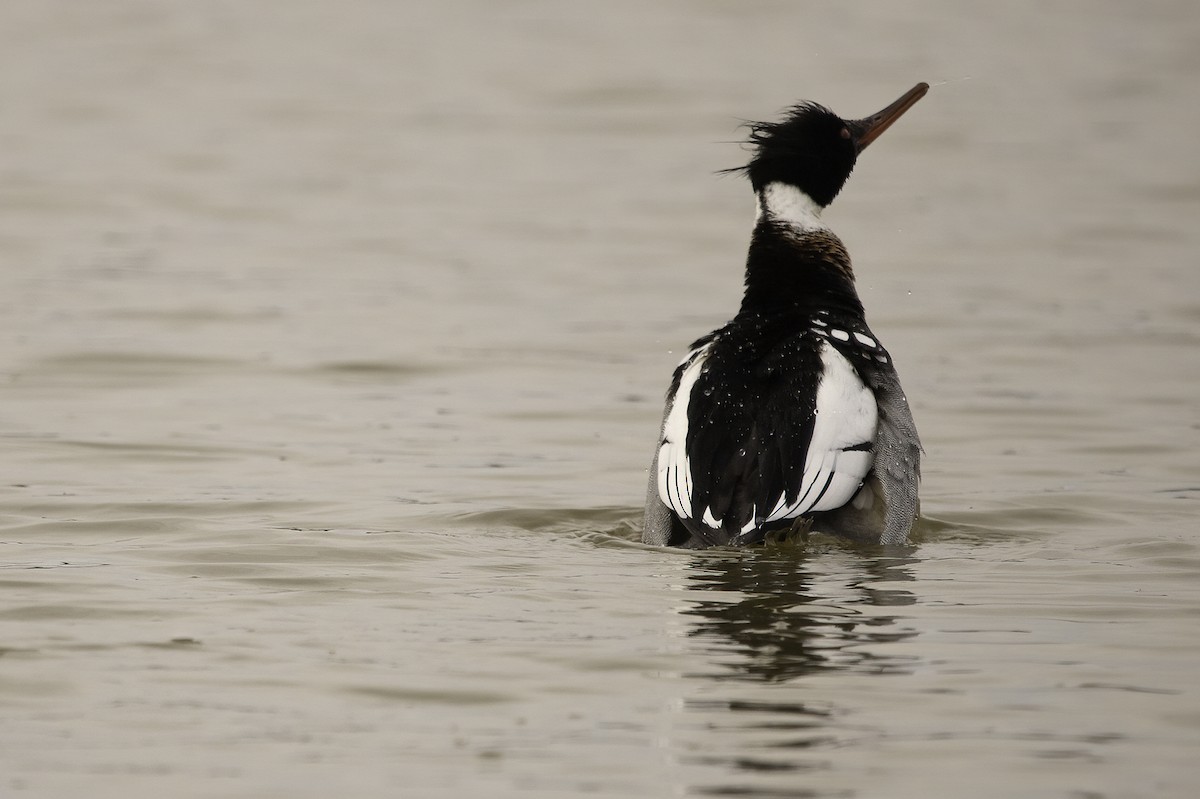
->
<box><xmin>681</xmin><ymin>542</ymin><xmax>919</xmax><ymax>682</ymax></box>
<box><xmin>676</xmin><ymin>543</ymin><xmax>921</xmax><ymax>797</ymax></box>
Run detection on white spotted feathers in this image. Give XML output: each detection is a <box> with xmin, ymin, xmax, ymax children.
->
<box><xmin>811</xmin><ymin>311</ymin><xmax>890</xmax><ymax>364</ymax></box>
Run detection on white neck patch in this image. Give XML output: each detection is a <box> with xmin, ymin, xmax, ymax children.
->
<box><xmin>755</xmin><ymin>182</ymin><xmax>827</xmax><ymax>232</ymax></box>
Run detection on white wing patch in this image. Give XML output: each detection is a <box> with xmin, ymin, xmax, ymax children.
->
<box><xmin>656</xmin><ymin>345</ymin><xmax>710</xmax><ymax>521</ymax></box>
<box><xmin>763</xmin><ymin>341</ymin><xmax>878</xmax><ymax>523</ymax></box>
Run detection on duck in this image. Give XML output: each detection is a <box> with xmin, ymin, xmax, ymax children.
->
<box><xmin>642</xmin><ymin>83</ymin><xmax>928</xmax><ymax>548</ymax></box>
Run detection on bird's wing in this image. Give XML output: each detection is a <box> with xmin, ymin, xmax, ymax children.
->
<box><xmin>656</xmin><ymin>333</ymin><xmax>877</xmax><ymax>544</ymax></box>
<box><xmin>643</xmin><ymin>375</ymin><xmax>693</xmax><ymax>547</ymax></box>
<box><xmin>814</xmin><ymin>320</ymin><xmax>922</xmax><ymax>544</ymax></box>
<box><xmin>654</xmin><ymin>344</ymin><xmax>711</xmax><ymax>536</ymax></box>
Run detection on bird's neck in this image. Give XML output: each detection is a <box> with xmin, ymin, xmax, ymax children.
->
<box><xmin>754</xmin><ymin>182</ymin><xmax>828</xmax><ymax>232</ymax></box>
<box><xmin>740</xmin><ymin>182</ymin><xmax>863</xmax><ymax>318</ymax></box>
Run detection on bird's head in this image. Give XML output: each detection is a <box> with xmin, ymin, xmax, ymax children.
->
<box><xmin>740</xmin><ymin>83</ymin><xmax>928</xmax><ymax>208</ymax></box>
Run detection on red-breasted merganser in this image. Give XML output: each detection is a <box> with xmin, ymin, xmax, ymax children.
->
<box><xmin>643</xmin><ymin>83</ymin><xmax>928</xmax><ymax>548</ymax></box>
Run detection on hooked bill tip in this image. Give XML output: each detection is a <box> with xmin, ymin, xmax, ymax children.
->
<box><xmin>854</xmin><ymin>82</ymin><xmax>929</xmax><ymax>153</ymax></box>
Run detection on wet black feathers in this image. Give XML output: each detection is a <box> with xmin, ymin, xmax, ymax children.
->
<box><xmin>678</xmin><ymin>314</ymin><xmax>824</xmax><ymax>545</ymax></box>
<box><xmin>725</xmin><ymin>103</ymin><xmax>860</xmax><ymax>206</ymax></box>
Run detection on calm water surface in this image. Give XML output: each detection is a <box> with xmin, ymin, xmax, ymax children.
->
<box><xmin>1</xmin><ymin>2</ymin><xmax>1199</xmax><ymax>797</ymax></box>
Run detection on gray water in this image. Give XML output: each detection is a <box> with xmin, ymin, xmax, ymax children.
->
<box><xmin>2</xmin><ymin>2</ymin><xmax>1199</xmax><ymax>797</ymax></box>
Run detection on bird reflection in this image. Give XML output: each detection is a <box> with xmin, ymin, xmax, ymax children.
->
<box><xmin>680</xmin><ymin>541</ymin><xmax>919</xmax><ymax>683</ymax></box>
